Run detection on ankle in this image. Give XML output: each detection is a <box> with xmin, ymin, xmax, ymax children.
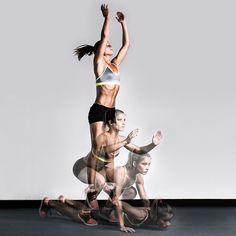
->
<box><xmin>43</xmin><ymin>197</ymin><xmax>50</xmax><ymax>205</ymax></box>
<box><xmin>58</xmin><ymin>195</ymin><xmax>65</xmax><ymax>203</ymax></box>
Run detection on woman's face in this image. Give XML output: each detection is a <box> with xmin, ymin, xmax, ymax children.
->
<box><xmin>111</xmin><ymin>112</ymin><xmax>126</xmax><ymax>132</ymax></box>
<box><xmin>135</xmin><ymin>157</ymin><xmax>152</xmax><ymax>175</ymax></box>
<box><xmin>104</xmin><ymin>41</ymin><xmax>113</xmax><ymax>56</ymax></box>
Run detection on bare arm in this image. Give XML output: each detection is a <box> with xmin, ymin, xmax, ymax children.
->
<box><xmin>103</xmin><ymin>129</ymin><xmax>138</xmax><ymax>154</ymax></box>
<box><xmin>124</xmin><ymin>130</ymin><xmax>163</xmax><ymax>154</ymax></box>
<box><xmin>94</xmin><ymin>4</ymin><xmax>110</xmax><ymax>64</ymax></box>
<box><xmin>136</xmin><ymin>174</ymin><xmax>150</xmax><ymax>207</ymax></box>
<box><xmin>111</xmin><ymin>12</ymin><xmax>130</xmax><ymax>66</ymax></box>
<box><xmin>113</xmin><ymin>168</ymin><xmax>135</xmax><ymax>233</ymax></box>
<box><xmin>103</xmin><ymin>138</ymin><xmax>128</xmax><ymax>154</ymax></box>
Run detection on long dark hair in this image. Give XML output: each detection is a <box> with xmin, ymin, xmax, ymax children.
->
<box><xmin>74</xmin><ymin>40</ymin><xmax>101</xmax><ymax>61</ymax></box>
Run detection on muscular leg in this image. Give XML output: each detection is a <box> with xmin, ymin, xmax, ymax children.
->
<box><xmin>87</xmin><ymin>122</ymin><xmax>105</xmax><ymax>199</ymax></box>
<box><xmin>73</xmin><ymin>157</ymin><xmax>106</xmax><ymax>191</ymax></box>
<box><xmin>48</xmin><ymin>200</ymin><xmax>98</xmax><ymax>226</ymax></box>
<box><xmin>60</xmin><ymin>198</ymin><xmax>90</xmax><ymax>211</ymax></box>
<box><xmin>89</xmin><ymin>121</ymin><xmax>104</xmax><ymax>145</ymax></box>
<box><xmin>48</xmin><ymin>200</ymin><xmax>85</xmax><ymax>223</ymax></box>
<box><xmin>73</xmin><ymin>156</ymin><xmax>106</xmax><ymax>209</ymax></box>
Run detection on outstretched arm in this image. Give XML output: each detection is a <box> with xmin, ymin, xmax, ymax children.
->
<box><xmin>125</xmin><ymin>130</ymin><xmax>163</xmax><ymax>154</ymax></box>
<box><xmin>94</xmin><ymin>4</ymin><xmax>110</xmax><ymax>64</ymax></box>
<box><xmin>103</xmin><ymin>129</ymin><xmax>139</xmax><ymax>154</ymax></box>
<box><xmin>111</xmin><ymin>12</ymin><xmax>130</xmax><ymax>66</ymax></box>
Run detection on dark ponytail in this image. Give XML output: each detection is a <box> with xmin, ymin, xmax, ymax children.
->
<box><xmin>74</xmin><ymin>40</ymin><xmax>101</xmax><ymax>61</ymax></box>
<box><xmin>74</xmin><ymin>45</ymin><xmax>94</xmax><ymax>61</ymax></box>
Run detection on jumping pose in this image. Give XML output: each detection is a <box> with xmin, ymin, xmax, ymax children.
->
<box><xmin>74</xmin><ymin>4</ymin><xmax>130</xmax><ymax>202</ymax></box>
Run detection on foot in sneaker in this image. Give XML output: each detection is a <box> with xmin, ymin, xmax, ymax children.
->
<box><xmin>58</xmin><ymin>195</ymin><xmax>66</xmax><ymax>203</ymax></box>
<box><xmin>86</xmin><ymin>191</ymin><xmax>99</xmax><ymax>209</ymax></box>
<box><xmin>78</xmin><ymin>210</ymin><xmax>98</xmax><ymax>226</ymax></box>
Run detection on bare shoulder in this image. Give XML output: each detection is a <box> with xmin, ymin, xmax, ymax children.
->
<box><xmin>94</xmin><ymin>58</ymin><xmax>106</xmax><ymax>77</ymax></box>
<box><xmin>136</xmin><ymin>174</ymin><xmax>144</xmax><ymax>184</ymax></box>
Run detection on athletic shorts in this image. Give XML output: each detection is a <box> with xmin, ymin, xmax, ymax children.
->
<box><xmin>88</xmin><ymin>103</ymin><xmax>115</xmax><ymax>125</ymax></box>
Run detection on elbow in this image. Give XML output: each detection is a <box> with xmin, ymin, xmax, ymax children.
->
<box><xmin>123</xmin><ymin>42</ymin><xmax>130</xmax><ymax>49</ymax></box>
<box><xmin>139</xmin><ymin>149</ymin><xmax>147</xmax><ymax>155</ymax></box>
<box><xmin>134</xmin><ymin>149</ymin><xmax>145</xmax><ymax>155</ymax></box>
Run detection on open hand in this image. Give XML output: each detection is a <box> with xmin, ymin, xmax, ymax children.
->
<box><xmin>152</xmin><ymin>130</ymin><xmax>163</xmax><ymax>146</ymax></box>
<box><xmin>125</xmin><ymin>129</ymin><xmax>139</xmax><ymax>144</ymax></box>
<box><xmin>101</xmin><ymin>4</ymin><xmax>109</xmax><ymax>18</ymax></box>
<box><xmin>120</xmin><ymin>226</ymin><xmax>135</xmax><ymax>233</ymax></box>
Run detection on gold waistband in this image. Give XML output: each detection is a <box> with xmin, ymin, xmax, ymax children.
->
<box><xmin>91</xmin><ymin>149</ymin><xmax>111</xmax><ymax>163</ymax></box>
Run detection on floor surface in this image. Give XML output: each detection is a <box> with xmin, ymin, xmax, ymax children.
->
<box><xmin>0</xmin><ymin>207</ymin><xmax>236</xmax><ymax>236</ymax></box>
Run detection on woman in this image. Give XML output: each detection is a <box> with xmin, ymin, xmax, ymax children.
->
<box><xmin>39</xmin><ymin>196</ymin><xmax>172</xmax><ymax>233</ymax></box>
<box><xmin>115</xmin><ymin>152</ymin><xmax>153</xmax><ymax>202</ymax></box>
<box><xmin>102</xmin><ymin>152</ymin><xmax>174</xmax><ymax>229</ymax></box>
<box><xmin>73</xmin><ymin>110</ymin><xmax>162</xmax><ymax>206</ymax></box>
<box><xmin>39</xmin><ymin>153</ymin><xmax>173</xmax><ymax>233</ymax></box>
<box><xmin>74</xmin><ymin>4</ymin><xmax>130</xmax><ymax>202</ymax></box>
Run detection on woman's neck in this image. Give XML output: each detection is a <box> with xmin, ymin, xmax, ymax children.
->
<box><xmin>126</xmin><ymin>166</ymin><xmax>138</xmax><ymax>180</ymax></box>
<box><xmin>108</xmin><ymin>128</ymin><xmax>119</xmax><ymax>137</ymax></box>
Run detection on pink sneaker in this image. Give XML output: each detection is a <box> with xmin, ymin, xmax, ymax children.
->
<box><xmin>86</xmin><ymin>191</ymin><xmax>99</xmax><ymax>209</ymax></box>
<box><xmin>78</xmin><ymin>210</ymin><xmax>98</xmax><ymax>226</ymax></box>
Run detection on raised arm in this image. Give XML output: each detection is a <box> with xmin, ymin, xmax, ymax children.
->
<box><xmin>94</xmin><ymin>4</ymin><xmax>110</xmax><ymax>64</ymax></box>
<box><xmin>125</xmin><ymin>130</ymin><xmax>163</xmax><ymax>154</ymax></box>
<box><xmin>111</xmin><ymin>12</ymin><xmax>130</xmax><ymax>66</ymax></box>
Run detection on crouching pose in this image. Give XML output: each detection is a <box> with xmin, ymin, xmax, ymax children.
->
<box><xmin>73</xmin><ymin>109</ymin><xmax>162</xmax><ymax>209</ymax></box>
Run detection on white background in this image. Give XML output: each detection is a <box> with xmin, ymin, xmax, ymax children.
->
<box><xmin>1</xmin><ymin>0</ymin><xmax>236</xmax><ymax>199</ymax></box>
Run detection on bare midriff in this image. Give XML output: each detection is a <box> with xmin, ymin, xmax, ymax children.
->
<box><xmin>95</xmin><ymin>84</ymin><xmax>120</xmax><ymax>107</ymax></box>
